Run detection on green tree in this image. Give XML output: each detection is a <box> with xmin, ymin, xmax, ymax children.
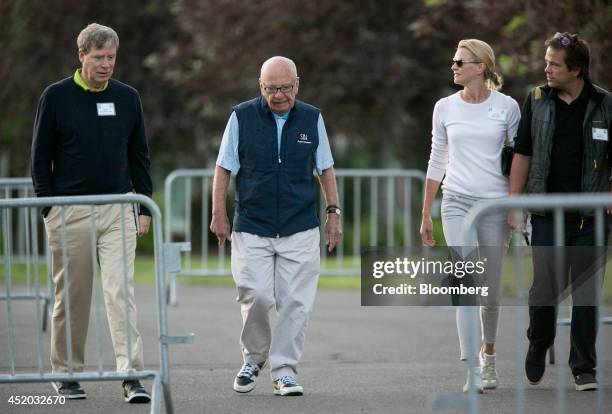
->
<box><xmin>1</xmin><ymin>0</ymin><xmax>610</xmax><ymax>181</ymax></box>
<box><xmin>0</xmin><ymin>0</ymin><xmax>188</xmax><ymax>178</ymax></box>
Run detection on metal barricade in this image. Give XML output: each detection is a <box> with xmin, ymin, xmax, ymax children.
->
<box><xmin>432</xmin><ymin>193</ymin><xmax>611</xmax><ymax>414</ymax></box>
<box><xmin>164</xmin><ymin>168</ymin><xmax>425</xmax><ymax>304</ymax></box>
<box><xmin>0</xmin><ymin>194</ymin><xmax>194</xmax><ymax>414</ymax></box>
<box><xmin>0</xmin><ymin>178</ymin><xmax>52</xmax><ymax>331</ymax></box>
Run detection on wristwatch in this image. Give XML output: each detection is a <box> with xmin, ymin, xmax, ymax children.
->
<box><xmin>326</xmin><ymin>204</ymin><xmax>341</xmax><ymax>216</ymax></box>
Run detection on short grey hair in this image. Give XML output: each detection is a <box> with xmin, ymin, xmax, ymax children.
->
<box><xmin>77</xmin><ymin>23</ymin><xmax>119</xmax><ymax>54</ymax></box>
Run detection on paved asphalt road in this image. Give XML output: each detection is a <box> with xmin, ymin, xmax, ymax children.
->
<box><xmin>1</xmin><ymin>284</ymin><xmax>610</xmax><ymax>413</ymax></box>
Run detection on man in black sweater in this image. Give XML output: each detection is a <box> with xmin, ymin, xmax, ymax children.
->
<box><xmin>31</xmin><ymin>23</ymin><xmax>152</xmax><ymax>403</ymax></box>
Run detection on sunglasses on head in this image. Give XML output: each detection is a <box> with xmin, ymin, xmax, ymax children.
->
<box><xmin>553</xmin><ymin>32</ymin><xmax>571</xmax><ymax>47</ymax></box>
<box><xmin>452</xmin><ymin>59</ymin><xmax>481</xmax><ymax>67</ymax></box>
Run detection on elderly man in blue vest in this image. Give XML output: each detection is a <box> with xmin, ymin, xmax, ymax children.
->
<box><xmin>210</xmin><ymin>56</ymin><xmax>342</xmax><ymax>396</ymax></box>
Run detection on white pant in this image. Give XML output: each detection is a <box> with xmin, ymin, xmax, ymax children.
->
<box><xmin>231</xmin><ymin>228</ymin><xmax>320</xmax><ymax>380</ymax></box>
<box><xmin>441</xmin><ymin>190</ymin><xmax>509</xmax><ymax>360</ymax></box>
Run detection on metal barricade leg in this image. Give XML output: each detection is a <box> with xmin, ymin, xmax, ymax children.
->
<box><xmin>44</xmin><ymin>239</ymin><xmax>53</xmax><ymax>332</ymax></box>
<box><xmin>163</xmin><ymin>378</ymin><xmax>174</xmax><ymax>414</ymax></box>
<box><xmin>168</xmin><ymin>272</ymin><xmax>178</xmax><ymax>306</ymax></box>
<box><xmin>549</xmin><ymin>345</ymin><xmax>555</xmax><ymax>364</ymax></box>
<box><xmin>0</xmin><ymin>195</ymin><xmax>195</xmax><ymax>414</ymax></box>
<box><xmin>151</xmin><ymin>372</ymin><xmax>162</xmax><ymax>414</ymax></box>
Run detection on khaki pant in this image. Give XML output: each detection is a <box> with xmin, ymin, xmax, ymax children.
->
<box><xmin>231</xmin><ymin>228</ymin><xmax>320</xmax><ymax>380</ymax></box>
<box><xmin>44</xmin><ymin>203</ymin><xmax>144</xmax><ymax>373</ymax></box>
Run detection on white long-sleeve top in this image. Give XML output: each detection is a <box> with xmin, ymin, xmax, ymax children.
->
<box><xmin>426</xmin><ymin>90</ymin><xmax>521</xmax><ymax>198</ymax></box>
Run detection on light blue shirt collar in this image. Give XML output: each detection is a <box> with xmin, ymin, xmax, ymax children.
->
<box><xmin>272</xmin><ymin>111</ymin><xmax>290</xmax><ymax>153</ymax></box>
<box><xmin>272</xmin><ymin>110</ymin><xmax>291</xmax><ymax>121</ymax></box>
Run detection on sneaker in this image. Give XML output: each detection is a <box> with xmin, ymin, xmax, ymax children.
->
<box><xmin>122</xmin><ymin>380</ymin><xmax>151</xmax><ymax>403</ymax></box>
<box><xmin>525</xmin><ymin>343</ymin><xmax>546</xmax><ymax>385</ymax></box>
<box><xmin>462</xmin><ymin>367</ymin><xmax>484</xmax><ymax>394</ymax></box>
<box><xmin>233</xmin><ymin>361</ymin><xmax>265</xmax><ymax>393</ymax></box>
<box><xmin>51</xmin><ymin>381</ymin><xmax>87</xmax><ymax>399</ymax></box>
<box><xmin>575</xmin><ymin>373</ymin><xmax>597</xmax><ymax>391</ymax></box>
<box><xmin>273</xmin><ymin>376</ymin><xmax>303</xmax><ymax>396</ymax></box>
<box><xmin>480</xmin><ymin>351</ymin><xmax>498</xmax><ymax>389</ymax></box>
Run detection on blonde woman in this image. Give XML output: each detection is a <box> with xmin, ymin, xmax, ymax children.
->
<box><xmin>420</xmin><ymin>39</ymin><xmax>520</xmax><ymax>392</ymax></box>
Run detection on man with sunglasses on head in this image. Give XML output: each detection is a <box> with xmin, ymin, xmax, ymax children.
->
<box><xmin>210</xmin><ymin>56</ymin><xmax>342</xmax><ymax>396</ymax></box>
<box><xmin>509</xmin><ymin>32</ymin><xmax>612</xmax><ymax>391</ymax></box>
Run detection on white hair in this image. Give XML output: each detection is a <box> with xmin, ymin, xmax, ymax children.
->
<box><xmin>260</xmin><ymin>56</ymin><xmax>298</xmax><ymax>78</ymax></box>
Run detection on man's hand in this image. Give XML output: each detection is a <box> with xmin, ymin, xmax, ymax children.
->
<box><xmin>210</xmin><ymin>213</ymin><xmax>231</xmax><ymax>245</ymax></box>
<box><xmin>138</xmin><ymin>215</ymin><xmax>151</xmax><ymax>237</ymax></box>
<box><xmin>325</xmin><ymin>213</ymin><xmax>342</xmax><ymax>252</ymax></box>
<box><xmin>420</xmin><ymin>215</ymin><xmax>436</xmax><ymax>247</ymax></box>
<box><xmin>210</xmin><ymin>166</ymin><xmax>232</xmax><ymax>245</ymax></box>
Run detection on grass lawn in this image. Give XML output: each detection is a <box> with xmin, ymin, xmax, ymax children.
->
<box><xmin>1</xmin><ymin>255</ymin><xmax>362</xmax><ymax>290</ymax></box>
<box><xmin>3</xmin><ymin>253</ymin><xmax>611</xmax><ymax>301</ymax></box>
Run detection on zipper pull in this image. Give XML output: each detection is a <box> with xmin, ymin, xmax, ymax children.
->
<box><xmin>580</xmin><ymin>217</ymin><xmax>584</xmax><ymax>230</ymax></box>
<box><xmin>278</xmin><ymin>156</ymin><xmax>282</xmax><ymax>164</ymax></box>
<box><xmin>593</xmin><ymin>159</ymin><xmax>597</xmax><ymax>169</ymax></box>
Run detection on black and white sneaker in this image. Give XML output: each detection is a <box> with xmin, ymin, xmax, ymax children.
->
<box><xmin>575</xmin><ymin>373</ymin><xmax>597</xmax><ymax>391</ymax></box>
<box><xmin>233</xmin><ymin>361</ymin><xmax>265</xmax><ymax>393</ymax></box>
<box><xmin>122</xmin><ymin>380</ymin><xmax>151</xmax><ymax>403</ymax></box>
<box><xmin>273</xmin><ymin>376</ymin><xmax>303</xmax><ymax>396</ymax></box>
<box><xmin>51</xmin><ymin>381</ymin><xmax>87</xmax><ymax>399</ymax></box>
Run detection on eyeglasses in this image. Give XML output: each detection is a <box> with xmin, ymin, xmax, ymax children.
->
<box><xmin>553</xmin><ymin>32</ymin><xmax>571</xmax><ymax>47</ymax></box>
<box><xmin>262</xmin><ymin>84</ymin><xmax>295</xmax><ymax>94</ymax></box>
<box><xmin>452</xmin><ymin>59</ymin><xmax>481</xmax><ymax>67</ymax></box>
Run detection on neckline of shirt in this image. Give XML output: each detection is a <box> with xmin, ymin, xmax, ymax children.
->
<box><xmin>272</xmin><ymin>110</ymin><xmax>291</xmax><ymax>121</ymax></box>
<box><xmin>73</xmin><ymin>69</ymin><xmax>109</xmax><ymax>92</ymax></box>
<box><xmin>455</xmin><ymin>89</ymin><xmax>496</xmax><ymax>106</ymax></box>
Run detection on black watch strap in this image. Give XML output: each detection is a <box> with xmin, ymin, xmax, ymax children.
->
<box><xmin>326</xmin><ymin>204</ymin><xmax>341</xmax><ymax>215</ymax></box>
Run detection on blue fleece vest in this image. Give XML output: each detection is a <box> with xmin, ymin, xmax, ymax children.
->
<box><xmin>233</xmin><ymin>96</ymin><xmax>320</xmax><ymax>237</ymax></box>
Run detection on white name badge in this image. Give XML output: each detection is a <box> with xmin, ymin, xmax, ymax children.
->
<box><xmin>96</xmin><ymin>102</ymin><xmax>116</xmax><ymax>116</ymax></box>
<box><xmin>487</xmin><ymin>107</ymin><xmax>507</xmax><ymax>121</ymax></box>
<box><xmin>592</xmin><ymin>128</ymin><xmax>608</xmax><ymax>141</ymax></box>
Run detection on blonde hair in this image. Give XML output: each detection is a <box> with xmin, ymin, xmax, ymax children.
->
<box><xmin>457</xmin><ymin>39</ymin><xmax>502</xmax><ymax>90</ymax></box>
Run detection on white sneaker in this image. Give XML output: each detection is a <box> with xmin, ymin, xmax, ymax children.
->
<box><xmin>273</xmin><ymin>376</ymin><xmax>303</xmax><ymax>396</ymax></box>
<box><xmin>233</xmin><ymin>361</ymin><xmax>265</xmax><ymax>393</ymax></box>
<box><xmin>480</xmin><ymin>351</ymin><xmax>498</xmax><ymax>389</ymax></box>
<box><xmin>462</xmin><ymin>366</ymin><xmax>484</xmax><ymax>394</ymax></box>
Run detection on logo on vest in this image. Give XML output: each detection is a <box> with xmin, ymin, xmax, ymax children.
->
<box><xmin>297</xmin><ymin>133</ymin><xmax>312</xmax><ymax>144</ymax></box>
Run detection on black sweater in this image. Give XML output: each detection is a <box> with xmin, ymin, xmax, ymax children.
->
<box><xmin>31</xmin><ymin>76</ymin><xmax>152</xmax><ymax>215</ymax></box>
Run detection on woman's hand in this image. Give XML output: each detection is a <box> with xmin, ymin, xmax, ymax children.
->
<box><xmin>420</xmin><ymin>215</ymin><xmax>436</xmax><ymax>247</ymax></box>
